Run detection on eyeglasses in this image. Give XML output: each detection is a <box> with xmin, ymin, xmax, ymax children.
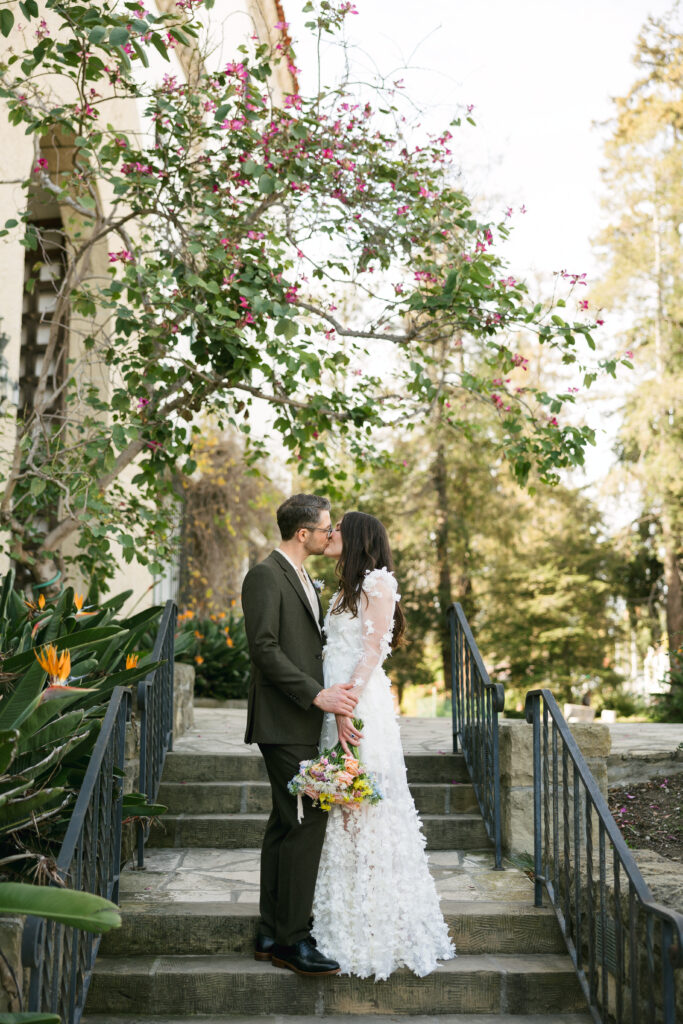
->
<box><xmin>305</xmin><ymin>524</ymin><xmax>334</xmax><ymax>536</ymax></box>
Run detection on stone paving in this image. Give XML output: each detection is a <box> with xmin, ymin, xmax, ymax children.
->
<box><xmin>119</xmin><ymin>848</ymin><xmax>528</xmax><ymax>908</ymax></box>
<box><xmin>179</xmin><ymin>708</ymin><xmax>682</xmax><ymax>759</ymax></box>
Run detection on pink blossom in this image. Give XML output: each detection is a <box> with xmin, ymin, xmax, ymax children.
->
<box><xmin>549</xmin><ymin>417</ymin><xmax>559</xmax><ymax>427</ymax></box>
<box><xmin>512</xmin><ymin>353</ymin><xmax>529</xmax><ymax>371</ymax></box>
<box><xmin>579</xmin><ymin>299</ymin><xmax>589</xmax><ymax>310</ymax></box>
<box><xmin>499</xmin><ymin>276</ymin><xmax>517</xmax><ymax>289</ymax></box>
<box><xmin>108</xmin><ymin>250</ymin><xmax>134</xmax><ymax>264</ymax></box>
<box><xmin>273</xmin><ymin>20</ymin><xmax>289</xmax><ymax>30</ymax></box>
<box><xmin>33</xmin><ymin>157</ymin><xmax>49</xmax><ymax>174</ymax></box>
<box><xmin>121</xmin><ymin>161</ymin><xmax>154</xmax><ymax>175</ymax></box>
<box><xmin>225</xmin><ymin>61</ymin><xmax>248</xmax><ymax>82</ymax></box>
<box><xmin>396</xmin><ymin>205</ymin><xmax>410</xmax><ymax>216</ymax></box>
<box><xmin>466</xmin><ymin>104</ymin><xmax>474</xmax><ymax>115</ymax></box>
<box><xmin>625</xmin><ymin>350</ymin><xmax>633</xmax><ymax>359</ymax></box>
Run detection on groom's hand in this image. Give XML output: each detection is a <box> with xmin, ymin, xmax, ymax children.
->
<box><xmin>336</xmin><ymin>715</ymin><xmax>364</xmax><ymax>755</ymax></box>
<box><xmin>312</xmin><ymin>682</ymin><xmax>358</xmax><ymax>715</ymax></box>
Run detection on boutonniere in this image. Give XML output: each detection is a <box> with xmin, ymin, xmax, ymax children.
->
<box><xmin>312</xmin><ymin>579</ymin><xmax>325</xmax><ymax>593</ymax></box>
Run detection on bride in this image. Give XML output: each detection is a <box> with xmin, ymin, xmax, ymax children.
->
<box><xmin>311</xmin><ymin>511</ymin><xmax>455</xmax><ymax>980</ymax></box>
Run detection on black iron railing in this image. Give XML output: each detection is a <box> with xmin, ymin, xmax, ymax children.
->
<box><xmin>21</xmin><ymin>686</ymin><xmax>131</xmax><ymax>1024</ymax></box>
<box><xmin>447</xmin><ymin>602</ymin><xmax>504</xmax><ymax>868</ymax></box>
<box><xmin>525</xmin><ymin>688</ymin><xmax>683</xmax><ymax>1024</ymax></box>
<box><xmin>136</xmin><ymin>599</ymin><xmax>177</xmax><ymax>867</ymax></box>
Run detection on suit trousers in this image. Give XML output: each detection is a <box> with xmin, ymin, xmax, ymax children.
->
<box><xmin>258</xmin><ymin>742</ymin><xmax>329</xmax><ymax>946</ymax></box>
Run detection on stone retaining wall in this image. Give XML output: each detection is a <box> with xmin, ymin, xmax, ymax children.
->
<box><xmin>499</xmin><ymin>718</ymin><xmax>611</xmax><ymax>859</ymax></box>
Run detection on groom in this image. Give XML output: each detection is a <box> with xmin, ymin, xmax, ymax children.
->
<box><xmin>242</xmin><ymin>493</ymin><xmax>358</xmax><ymax>976</ymax></box>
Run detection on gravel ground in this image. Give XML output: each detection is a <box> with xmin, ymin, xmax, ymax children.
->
<box><xmin>608</xmin><ymin>773</ymin><xmax>683</xmax><ymax>864</ymax></box>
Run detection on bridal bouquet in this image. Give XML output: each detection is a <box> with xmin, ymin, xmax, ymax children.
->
<box><xmin>288</xmin><ymin>718</ymin><xmax>383</xmax><ymax>822</ymax></box>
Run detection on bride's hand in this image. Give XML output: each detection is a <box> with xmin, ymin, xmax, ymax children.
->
<box><xmin>313</xmin><ymin>681</ymin><xmax>357</xmax><ymax>715</ymax></box>
<box><xmin>335</xmin><ymin>714</ymin><xmax>363</xmax><ymax>756</ymax></box>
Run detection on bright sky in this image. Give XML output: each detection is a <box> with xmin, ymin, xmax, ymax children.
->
<box><xmin>288</xmin><ymin>0</ymin><xmax>674</xmax><ymax>281</ymax></box>
<box><xmin>283</xmin><ymin>0</ymin><xmax>674</xmax><ymax>516</ymax></box>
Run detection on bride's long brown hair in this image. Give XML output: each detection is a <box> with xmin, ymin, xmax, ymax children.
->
<box><xmin>332</xmin><ymin>511</ymin><xmax>406</xmax><ymax>649</ymax></box>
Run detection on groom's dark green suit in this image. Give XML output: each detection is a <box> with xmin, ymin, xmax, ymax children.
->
<box><xmin>242</xmin><ymin>550</ymin><xmax>328</xmax><ymax>946</ymax></box>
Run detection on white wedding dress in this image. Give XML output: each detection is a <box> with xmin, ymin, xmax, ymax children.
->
<box><xmin>311</xmin><ymin>567</ymin><xmax>455</xmax><ymax>980</ymax></box>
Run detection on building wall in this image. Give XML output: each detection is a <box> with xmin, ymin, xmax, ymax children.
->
<box><xmin>0</xmin><ymin>1</ymin><xmax>294</xmax><ymax>615</ymax></box>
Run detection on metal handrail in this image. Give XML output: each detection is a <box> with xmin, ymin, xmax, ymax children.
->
<box><xmin>136</xmin><ymin>599</ymin><xmax>177</xmax><ymax>867</ymax></box>
<box><xmin>447</xmin><ymin>602</ymin><xmax>504</xmax><ymax>869</ymax></box>
<box><xmin>525</xmin><ymin>688</ymin><xmax>683</xmax><ymax>1024</ymax></box>
<box><xmin>21</xmin><ymin>686</ymin><xmax>131</xmax><ymax>1024</ymax></box>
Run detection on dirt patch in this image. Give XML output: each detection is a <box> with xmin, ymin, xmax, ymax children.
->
<box><xmin>608</xmin><ymin>773</ymin><xmax>683</xmax><ymax>864</ymax></box>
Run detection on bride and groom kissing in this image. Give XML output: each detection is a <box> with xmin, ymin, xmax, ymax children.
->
<box><xmin>242</xmin><ymin>493</ymin><xmax>454</xmax><ymax>981</ymax></box>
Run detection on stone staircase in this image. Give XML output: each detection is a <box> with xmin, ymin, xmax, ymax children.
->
<box><xmin>84</xmin><ymin>743</ymin><xmax>591</xmax><ymax>1022</ymax></box>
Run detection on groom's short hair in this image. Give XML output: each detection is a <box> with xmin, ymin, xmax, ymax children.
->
<box><xmin>277</xmin><ymin>493</ymin><xmax>330</xmax><ymax>540</ymax></box>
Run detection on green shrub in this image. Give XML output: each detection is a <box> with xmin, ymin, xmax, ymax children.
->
<box><xmin>0</xmin><ymin>568</ymin><xmax>163</xmax><ymax>881</ymax></box>
<box><xmin>175</xmin><ymin>610</ymin><xmax>250</xmax><ymax>700</ymax></box>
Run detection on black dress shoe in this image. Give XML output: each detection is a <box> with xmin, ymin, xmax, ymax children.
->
<box><xmin>254</xmin><ymin>931</ymin><xmax>275</xmax><ymax>962</ymax></box>
<box><xmin>271</xmin><ymin>938</ymin><xmax>340</xmax><ymax>976</ymax></box>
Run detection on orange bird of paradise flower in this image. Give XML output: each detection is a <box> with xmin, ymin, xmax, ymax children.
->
<box><xmin>74</xmin><ymin>593</ymin><xmax>97</xmax><ymax>616</ymax></box>
<box><xmin>126</xmin><ymin>653</ymin><xmax>139</xmax><ymax>669</ymax></box>
<box><xmin>34</xmin><ymin>644</ymin><xmax>96</xmax><ymax>702</ymax></box>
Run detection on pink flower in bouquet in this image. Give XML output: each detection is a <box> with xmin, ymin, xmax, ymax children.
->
<box><xmin>304</xmin><ymin>785</ymin><xmax>318</xmax><ymax>799</ymax></box>
<box><xmin>343</xmin><ymin>756</ymin><xmax>361</xmax><ymax>777</ymax></box>
<box><xmin>336</xmin><ymin>771</ymin><xmax>353</xmax><ymax>789</ymax></box>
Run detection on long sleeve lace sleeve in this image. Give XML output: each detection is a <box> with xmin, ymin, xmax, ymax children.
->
<box><xmin>347</xmin><ymin>569</ymin><xmax>398</xmax><ymax>695</ymax></box>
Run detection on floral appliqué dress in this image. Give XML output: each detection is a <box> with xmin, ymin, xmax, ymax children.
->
<box><xmin>311</xmin><ymin>567</ymin><xmax>455</xmax><ymax>980</ymax></box>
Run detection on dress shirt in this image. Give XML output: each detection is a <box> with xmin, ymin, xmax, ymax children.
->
<box><xmin>277</xmin><ymin>548</ymin><xmax>321</xmax><ymax>631</ymax></box>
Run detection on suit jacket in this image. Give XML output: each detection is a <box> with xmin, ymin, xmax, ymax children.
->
<box><xmin>242</xmin><ymin>550</ymin><xmax>325</xmax><ymax>745</ymax></box>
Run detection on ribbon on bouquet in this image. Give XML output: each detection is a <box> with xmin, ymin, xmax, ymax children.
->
<box><xmin>297</xmin><ymin>792</ymin><xmax>304</xmax><ymax>824</ymax></box>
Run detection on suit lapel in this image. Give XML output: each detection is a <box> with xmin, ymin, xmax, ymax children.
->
<box><xmin>270</xmin><ymin>551</ymin><xmax>321</xmax><ymax>632</ymax></box>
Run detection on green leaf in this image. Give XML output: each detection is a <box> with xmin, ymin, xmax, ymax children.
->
<box><xmin>122</xmin><ymin>791</ymin><xmax>167</xmax><ymax>817</ymax></box>
<box><xmin>0</xmin><ymin>659</ymin><xmax>46</xmax><ymax>731</ymax></box>
<box><xmin>19</xmin><ymin>1</ymin><xmax>39</xmax><ymax>20</ymax></box>
<box><xmin>0</xmin><ymin>729</ymin><xmax>19</xmax><ymax>774</ymax></box>
<box><xmin>0</xmin><ymin>883</ymin><xmax>121</xmax><ymax>933</ymax></box>
<box><xmin>108</xmin><ymin>27</ymin><xmax>130</xmax><ymax>47</ymax></box>
<box><xmin>258</xmin><ymin>173</ymin><xmax>276</xmax><ymax>194</ymax></box>
<box><xmin>0</xmin><ymin>1014</ymin><xmax>60</xmax><ymax>1024</ymax></box>
<box><xmin>0</xmin><ymin>9</ymin><xmax>15</xmax><ymax>37</ymax></box>
<box><xmin>88</xmin><ymin>26</ymin><xmax>107</xmax><ymax>45</ymax></box>
<box><xmin>0</xmin><ymin>787</ymin><xmax>66</xmax><ymax>831</ymax></box>
<box><xmin>148</xmin><ymin>32</ymin><xmax>170</xmax><ymax>62</ymax></box>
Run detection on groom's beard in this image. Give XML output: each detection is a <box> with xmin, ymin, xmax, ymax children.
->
<box><xmin>304</xmin><ymin>539</ymin><xmax>329</xmax><ymax>557</ymax></box>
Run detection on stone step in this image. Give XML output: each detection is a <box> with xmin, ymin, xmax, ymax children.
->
<box><xmin>85</xmin><ymin>1015</ymin><xmax>593</xmax><ymax>1024</ymax></box>
<box><xmin>156</xmin><ymin>780</ymin><xmax>478</xmax><ymax>816</ymax></box>
<box><xmin>87</xmin><ymin>954</ymin><xmax>586</xmax><ymax>1016</ymax></box>
<box><xmin>102</xmin><ymin>900</ymin><xmax>566</xmax><ymax>957</ymax></box>
<box><xmin>147</xmin><ymin>812</ymin><xmax>491</xmax><ymax>851</ymax></box>
<box><xmin>161</xmin><ymin>751</ymin><xmax>469</xmax><ymax>785</ymax></box>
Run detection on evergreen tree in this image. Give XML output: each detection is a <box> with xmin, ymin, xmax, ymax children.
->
<box><xmin>592</xmin><ymin>5</ymin><xmax>683</xmax><ymax>714</ymax></box>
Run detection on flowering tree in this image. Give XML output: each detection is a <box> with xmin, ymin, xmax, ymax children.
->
<box><xmin>0</xmin><ymin>0</ymin><xmax>618</xmax><ymax>587</ymax></box>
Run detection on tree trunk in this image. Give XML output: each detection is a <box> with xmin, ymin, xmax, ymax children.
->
<box><xmin>432</xmin><ymin>440</ymin><xmax>453</xmax><ymax>690</ymax></box>
<box><xmin>661</xmin><ymin>512</ymin><xmax>683</xmax><ymax>668</ymax></box>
